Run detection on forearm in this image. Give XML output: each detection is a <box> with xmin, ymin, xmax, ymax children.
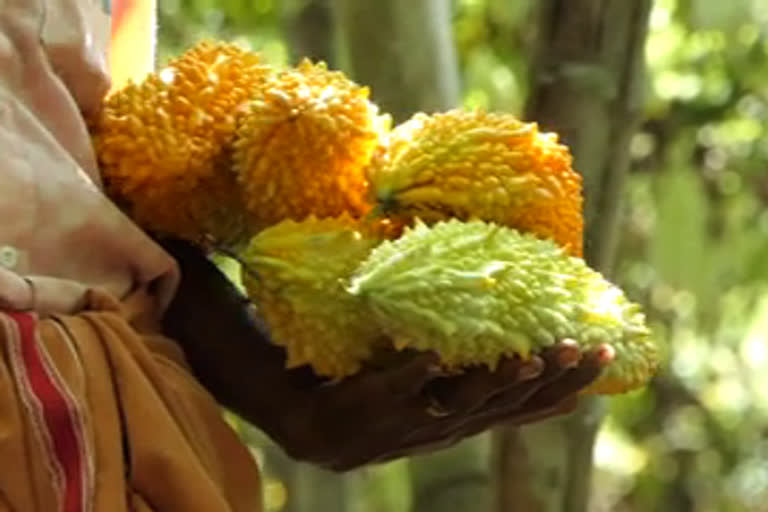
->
<box><xmin>157</xmin><ymin>239</ymin><xmax>607</xmax><ymax>471</ymax></box>
<box><xmin>160</xmin><ymin>240</ymin><xmax>310</xmax><ymax>424</ymax></box>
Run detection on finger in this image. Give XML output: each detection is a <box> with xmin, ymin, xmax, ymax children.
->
<box><xmin>367</xmin><ymin>433</ymin><xmax>466</xmax><ymax>468</ymax></box>
<box><xmin>515</xmin><ymin>348</ymin><xmax>607</xmax><ymax>408</ymax></box>
<box><xmin>594</xmin><ymin>343</ymin><xmax>616</xmax><ymax>366</ymax></box>
<box><xmin>459</xmin><ymin>340</ymin><xmax>581</xmax><ymax>414</ymax></box>
<box><xmin>478</xmin><ymin>343</ymin><xmax>581</xmax><ymax>403</ymax></box>
<box><xmin>423</xmin><ymin>355</ymin><xmax>544</xmax><ymax>415</ymax></box>
<box><xmin>394</xmin><ymin>380</ymin><xmax>585</xmax><ymax>457</ymax></box>
<box><xmin>394</xmin><ymin>342</ymin><xmax>587</xmax><ymax>448</ymax></box>
<box><xmin>482</xmin><ymin>343</ymin><xmax>582</xmax><ymax>410</ymax></box>
<box><xmin>512</xmin><ymin>394</ymin><xmax>581</xmax><ymax>426</ymax></box>
<box><xmin>437</xmin><ymin>338</ymin><xmax>587</xmax><ymax>414</ymax></box>
<box><xmin>446</xmin><ymin>393</ymin><xmax>581</xmax><ymax>443</ymax></box>
<box><xmin>383</xmin><ymin>351</ymin><xmax>445</xmax><ymax>397</ymax></box>
<box><xmin>492</xmin><ymin>342</ymin><xmax>610</xmax><ymax>417</ymax></box>
<box><xmin>322</xmin><ymin>353</ymin><xmax>447</xmax><ymax>466</ymax></box>
<box><xmin>463</xmin><ymin>346</ymin><xmax>608</xmax><ymax>430</ymax></box>
<box><xmin>366</xmin><ymin>392</ymin><xmax>583</xmax><ymax>468</ymax></box>
<box><xmin>416</xmin><ymin>337</ymin><xmax>583</xmax><ymax>418</ymax></box>
<box><xmin>326</xmin><ymin>350</ymin><xmax>440</xmax><ymax>410</ymax></box>
<box><xmin>331</xmin><ymin>344</ymin><xmax>610</xmax><ymax>469</ymax></box>
<box><xmin>540</xmin><ymin>339</ymin><xmax>583</xmax><ymax>369</ymax></box>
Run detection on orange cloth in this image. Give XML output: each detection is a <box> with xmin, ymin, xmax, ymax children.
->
<box><xmin>1</xmin><ymin>4</ymin><xmax>264</xmax><ymax>511</ymax></box>
<box><xmin>0</xmin><ymin>288</ymin><xmax>263</xmax><ymax>512</ymax></box>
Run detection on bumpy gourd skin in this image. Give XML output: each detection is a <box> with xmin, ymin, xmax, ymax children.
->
<box><xmin>234</xmin><ymin>59</ymin><xmax>390</xmax><ymax>230</ymax></box>
<box><xmin>91</xmin><ymin>40</ymin><xmax>270</xmax><ymax>247</ymax></box>
<box><xmin>367</xmin><ymin>109</ymin><xmax>584</xmax><ymax>257</ymax></box>
<box><xmin>348</xmin><ymin>220</ymin><xmax>657</xmax><ymax>394</ymax></box>
<box><xmin>240</xmin><ymin>215</ymin><xmax>398</xmax><ymax>378</ymax></box>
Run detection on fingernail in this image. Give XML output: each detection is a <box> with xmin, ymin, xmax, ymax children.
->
<box><xmin>596</xmin><ymin>344</ymin><xmax>616</xmax><ymax>365</ymax></box>
<box><xmin>557</xmin><ymin>343</ymin><xmax>581</xmax><ymax>368</ymax></box>
<box><xmin>519</xmin><ymin>357</ymin><xmax>544</xmax><ymax>380</ymax></box>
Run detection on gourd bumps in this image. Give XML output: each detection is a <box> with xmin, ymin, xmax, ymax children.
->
<box><xmin>241</xmin><ymin>218</ymin><xmax>656</xmax><ymax>393</ymax></box>
<box><xmin>240</xmin><ymin>215</ymin><xmax>396</xmax><ymax>378</ymax></box>
<box><xmin>91</xmin><ymin>41</ymin><xmax>269</xmax><ymax>247</ymax></box>
<box><xmin>90</xmin><ymin>39</ymin><xmax>658</xmax><ymax>394</ymax></box>
<box><xmin>234</xmin><ymin>59</ymin><xmax>389</xmax><ymax>229</ymax></box>
<box><xmin>349</xmin><ymin>220</ymin><xmax>657</xmax><ymax>394</ymax></box>
<box><xmin>367</xmin><ymin>110</ymin><xmax>584</xmax><ymax>257</ymax></box>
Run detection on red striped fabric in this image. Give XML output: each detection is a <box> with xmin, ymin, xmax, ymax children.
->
<box><xmin>2</xmin><ymin>312</ymin><xmax>91</xmax><ymax>512</ymax></box>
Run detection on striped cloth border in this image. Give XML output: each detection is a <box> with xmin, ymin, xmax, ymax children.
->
<box><xmin>0</xmin><ymin>312</ymin><xmax>93</xmax><ymax>512</ymax></box>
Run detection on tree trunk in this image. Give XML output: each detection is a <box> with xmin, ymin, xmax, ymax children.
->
<box><xmin>494</xmin><ymin>2</ymin><xmax>652</xmax><ymax>512</ymax></box>
<box><xmin>333</xmin><ymin>3</ymin><xmax>498</xmax><ymax>512</ymax></box>
<box><xmin>332</xmin><ymin>0</ymin><xmax>460</xmax><ymax>123</ymax></box>
<box><xmin>410</xmin><ymin>436</ymin><xmax>494</xmax><ymax>512</ymax></box>
<box><xmin>281</xmin><ymin>0</ymin><xmax>336</xmax><ymax>65</ymax></box>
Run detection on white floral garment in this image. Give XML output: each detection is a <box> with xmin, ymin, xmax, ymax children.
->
<box><xmin>0</xmin><ymin>0</ymin><xmax>179</xmax><ymax>315</ymax></box>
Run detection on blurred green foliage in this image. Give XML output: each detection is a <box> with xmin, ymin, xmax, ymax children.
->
<box><xmin>599</xmin><ymin>1</ymin><xmax>768</xmax><ymax>510</ymax></box>
<box><xmin>155</xmin><ymin>0</ymin><xmax>768</xmax><ymax>510</ymax></box>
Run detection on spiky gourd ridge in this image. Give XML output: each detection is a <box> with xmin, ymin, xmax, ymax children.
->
<box><xmin>240</xmin><ymin>215</ymin><xmax>399</xmax><ymax>378</ymax></box>
<box><xmin>367</xmin><ymin>109</ymin><xmax>584</xmax><ymax>257</ymax></box>
<box><xmin>348</xmin><ymin>220</ymin><xmax>658</xmax><ymax>394</ymax></box>
<box><xmin>91</xmin><ymin>40</ymin><xmax>271</xmax><ymax>247</ymax></box>
<box><xmin>233</xmin><ymin>60</ymin><xmax>390</xmax><ymax>230</ymax></box>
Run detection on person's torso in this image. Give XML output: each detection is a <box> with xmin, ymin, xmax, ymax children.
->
<box><xmin>0</xmin><ymin>0</ymin><xmax>178</xmax><ymax>314</ymax></box>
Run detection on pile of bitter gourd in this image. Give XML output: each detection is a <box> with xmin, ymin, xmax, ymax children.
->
<box><xmin>89</xmin><ymin>40</ymin><xmax>659</xmax><ymax>394</ymax></box>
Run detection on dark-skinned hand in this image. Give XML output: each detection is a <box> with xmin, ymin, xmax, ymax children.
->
<box><xmin>159</xmin><ymin>239</ymin><xmax>614</xmax><ymax>472</ymax></box>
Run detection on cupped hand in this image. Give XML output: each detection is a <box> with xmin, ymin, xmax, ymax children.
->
<box><xmin>267</xmin><ymin>342</ymin><xmax>612</xmax><ymax>471</ymax></box>
<box><xmin>160</xmin><ymin>239</ymin><xmax>613</xmax><ymax>472</ymax></box>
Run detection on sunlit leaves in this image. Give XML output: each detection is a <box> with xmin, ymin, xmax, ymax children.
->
<box><xmin>602</xmin><ymin>0</ymin><xmax>768</xmax><ymax>509</ymax></box>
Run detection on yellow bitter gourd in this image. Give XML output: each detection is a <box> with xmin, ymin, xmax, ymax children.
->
<box><xmin>234</xmin><ymin>59</ymin><xmax>390</xmax><ymax>230</ymax></box>
<box><xmin>91</xmin><ymin>40</ymin><xmax>271</xmax><ymax>247</ymax></box>
<box><xmin>367</xmin><ymin>109</ymin><xmax>584</xmax><ymax>257</ymax></box>
<box><xmin>347</xmin><ymin>219</ymin><xmax>658</xmax><ymax>394</ymax></box>
<box><xmin>240</xmin><ymin>214</ymin><xmax>399</xmax><ymax>378</ymax></box>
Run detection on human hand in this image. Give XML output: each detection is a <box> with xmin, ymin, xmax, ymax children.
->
<box><xmin>160</xmin><ymin>239</ymin><xmax>612</xmax><ymax>471</ymax></box>
<box><xmin>260</xmin><ymin>342</ymin><xmax>611</xmax><ymax>471</ymax></box>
